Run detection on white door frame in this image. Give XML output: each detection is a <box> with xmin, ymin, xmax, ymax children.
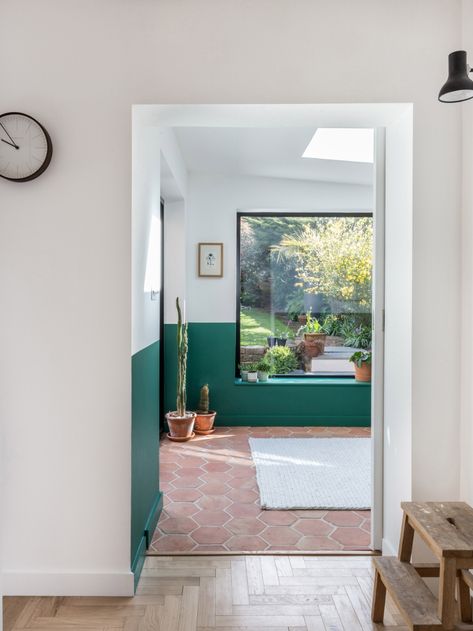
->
<box><xmin>371</xmin><ymin>128</ymin><xmax>386</xmax><ymax>550</ymax></box>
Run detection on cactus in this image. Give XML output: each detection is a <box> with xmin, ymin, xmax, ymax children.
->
<box><xmin>198</xmin><ymin>384</ymin><xmax>209</xmax><ymax>414</ymax></box>
<box><xmin>176</xmin><ymin>297</ymin><xmax>188</xmax><ymax>417</ymax></box>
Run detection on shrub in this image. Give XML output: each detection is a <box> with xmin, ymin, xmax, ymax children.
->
<box><xmin>266</xmin><ymin>346</ymin><xmax>298</xmax><ymax>375</ymax></box>
<box><xmin>256</xmin><ymin>358</ymin><xmax>272</xmax><ymax>373</ymax></box>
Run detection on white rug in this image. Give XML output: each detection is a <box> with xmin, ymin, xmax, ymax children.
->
<box><xmin>249</xmin><ymin>437</ymin><xmax>371</xmax><ymax>510</ymax></box>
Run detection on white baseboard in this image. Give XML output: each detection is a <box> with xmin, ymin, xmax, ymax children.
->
<box><xmin>381</xmin><ymin>537</ymin><xmax>397</xmax><ymax>556</ymax></box>
<box><xmin>3</xmin><ymin>571</ymin><xmax>134</xmax><ymax>596</ymax></box>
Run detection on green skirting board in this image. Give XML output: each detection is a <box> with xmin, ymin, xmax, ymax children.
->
<box><xmin>164</xmin><ymin>323</ymin><xmax>371</xmax><ymax>427</ymax></box>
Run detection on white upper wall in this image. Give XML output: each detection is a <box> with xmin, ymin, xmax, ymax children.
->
<box><xmin>0</xmin><ymin>0</ymin><xmax>463</xmax><ymax>594</ymax></box>
<box><xmin>182</xmin><ymin>171</ymin><xmax>373</xmax><ymax>323</ymax></box>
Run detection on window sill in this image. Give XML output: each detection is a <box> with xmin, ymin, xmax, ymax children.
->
<box><xmin>234</xmin><ymin>377</ymin><xmax>370</xmax><ymax>386</ymax></box>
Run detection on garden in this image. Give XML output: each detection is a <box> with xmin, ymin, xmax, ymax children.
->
<box><xmin>239</xmin><ymin>214</ymin><xmax>373</xmax><ymax>379</ymax></box>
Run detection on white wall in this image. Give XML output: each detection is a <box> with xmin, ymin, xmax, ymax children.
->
<box><xmin>460</xmin><ymin>0</ymin><xmax>473</xmax><ymax>505</ymax></box>
<box><xmin>0</xmin><ymin>0</ymin><xmax>464</xmax><ymax>594</ymax></box>
<box><xmin>184</xmin><ymin>172</ymin><xmax>373</xmax><ymax>323</ymax></box>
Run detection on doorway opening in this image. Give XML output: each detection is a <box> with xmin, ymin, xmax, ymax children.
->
<box><xmin>131</xmin><ymin>104</ymin><xmax>413</xmax><ymax>561</ymax></box>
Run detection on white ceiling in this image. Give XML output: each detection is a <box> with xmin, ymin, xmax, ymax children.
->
<box><xmin>173</xmin><ymin>126</ymin><xmax>374</xmax><ymax>186</ymax></box>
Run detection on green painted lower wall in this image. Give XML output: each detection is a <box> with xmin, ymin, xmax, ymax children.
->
<box><xmin>131</xmin><ymin>340</ymin><xmax>162</xmax><ymax>586</ymax></box>
<box><xmin>164</xmin><ymin>323</ymin><xmax>371</xmax><ymax>427</ymax></box>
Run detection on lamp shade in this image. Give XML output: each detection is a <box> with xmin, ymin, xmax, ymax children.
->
<box><xmin>439</xmin><ymin>50</ymin><xmax>473</xmax><ymax>103</ymax></box>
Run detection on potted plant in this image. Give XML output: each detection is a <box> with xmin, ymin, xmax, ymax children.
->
<box><xmin>165</xmin><ymin>298</ymin><xmax>196</xmax><ymax>441</ymax></box>
<box><xmin>194</xmin><ymin>384</ymin><xmax>217</xmax><ymax>434</ymax></box>
<box><xmin>256</xmin><ymin>357</ymin><xmax>271</xmax><ymax>382</ymax></box>
<box><xmin>267</xmin><ymin>327</ymin><xmax>290</xmax><ymax>347</ymax></box>
<box><xmin>349</xmin><ymin>350</ymin><xmax>372</xmax><ymax>382</ymax></box>
<box><xmin>239</xmin><ymin>363</ymin><xmax>249</xmax><ymax>382</ymax></box>
<box><xmin>246</xmin><ymin>362</ymin><xmax>259</xmax><ymax>383</ymax></box>
<box><xmin>297</xmin><ymin>312</ymin><xmax>327</xmax><ymax>358</ymax></box>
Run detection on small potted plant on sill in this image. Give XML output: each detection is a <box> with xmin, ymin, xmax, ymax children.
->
<box><xmin>246</xmin><ymin>362</ymin><xmax>259</xmax><ymax>383</ymax></box>
<box><xmin>239</xmin><ymin>363</ymin><xmax>250</xmax><ymax>382</ymax></box>
<box><xmin>297</xmin><ymin>312</ymin><xmax>327</xmax><ymax>358</ymax></box>
<box><xmin>349</xmin><ymin>350</ymin><xmax>372</xmax><ymax>382</ymax></box>
<box><xmin>256</xmin><ymin>357</ymin><xmax>271</xmax><ymax>382</ymax></box>
<box><xmin>165</xmin><ymin>297</ymin><xmax>196</xmax><ymax>441</ymax></box>
<box><xmin>194</xmin><ymin>384</ymin><xmax>217</xmax><ymax>435</ymax></box>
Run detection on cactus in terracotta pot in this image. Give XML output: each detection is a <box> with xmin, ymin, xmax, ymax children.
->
<box><xmin>165</xmin><ymin>298</ymin><xmax>196</xmax><ymax>441</ymax></box>
<box><xmin>194</xmin><ymin>383</ymin><xmax>217</xmax><ymax>434</ymax></box>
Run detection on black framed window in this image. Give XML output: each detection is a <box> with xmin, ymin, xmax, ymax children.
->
<box><xmin>236</xmin><ymin>212</ymin><xmax>373</xmax><ymax>378</ymax></box>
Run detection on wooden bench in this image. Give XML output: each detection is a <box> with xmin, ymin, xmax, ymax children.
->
<box><xmin>372</xmin><ymin>502</ymin><xmax>473</xmax><ymax>630</ymax></box>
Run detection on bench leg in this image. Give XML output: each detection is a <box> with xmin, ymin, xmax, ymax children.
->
<box><xmin>439</xmin><ymin>557</ymin><xmax>457</xmax><ymax>630</ymax></box>
<box><xmin>371</xmin><ymin>569</ymin><xmax>386</xmax><ymax>623</ymax></box>
<box><xmin>458</xmin><ymin>574</ymin><xmax>473</xmax><ymax>623</ymax></box>
<box><xmin>398</xmin><ymin>513</ymin><xmax>415</xmax><ymax>562</ymax></box>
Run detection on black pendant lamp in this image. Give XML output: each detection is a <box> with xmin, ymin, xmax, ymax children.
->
<box><xmin>439</xmin><ymin>50</ymin><xmax>473</xmax><ymax>103</ymax></box>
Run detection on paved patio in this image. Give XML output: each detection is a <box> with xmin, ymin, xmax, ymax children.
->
<box><xmin>150</xmin><ymin>426</ymin><xmax>371</xmax><ymax>553</ymax></box>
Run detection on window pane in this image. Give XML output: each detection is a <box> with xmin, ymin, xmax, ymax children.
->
<box><xmin>238</xmin><ymin>214</ymin><xmax>373</xmax><ymax>377</ymax></box>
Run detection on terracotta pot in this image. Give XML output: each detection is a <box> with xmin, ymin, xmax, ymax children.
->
<box><xmin>303</xmin><ymin>332</ymin><xmax>327</xmax><ymax>358</ymax></box>
<box><xmin>353</xmin><ymin>362</ymin><xmax>371</xmax><ymax>382</ymax></box>
<box><xmin>166</xmin><ymin>411</ymin><xmax>196</xmax><ymax>438</ymax></box>
<box><xmin>194</xmin><ymin>411</ymin><xmax>216</xmax><ymax>433</ymax></box>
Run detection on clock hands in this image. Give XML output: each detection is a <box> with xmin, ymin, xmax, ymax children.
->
<box><xmin>2</xmin><ymin>138</ymin><xmax>19</xmax><ymax>149</ymax></box>
<box><xmin>0</xmin><ymin>121</ymin><xmax>19</xmax><ymax>149</ymax></box>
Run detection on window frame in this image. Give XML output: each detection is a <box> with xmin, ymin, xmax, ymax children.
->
<box><xmin>235</xmin><ymin>211</ymin><xmax>373</xmax><ymax>379</ymax></box>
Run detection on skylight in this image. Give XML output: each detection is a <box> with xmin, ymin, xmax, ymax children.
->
<box><xmin>302</xmin><ymin>128</ymin><xmax>374</xmax><ymax>163</ymax></box>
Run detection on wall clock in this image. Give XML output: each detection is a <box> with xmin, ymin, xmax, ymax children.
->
<box><xmin>0</xmin><ymin>112</ymin><xmax>53</xmax><ymax>182</ymax></box>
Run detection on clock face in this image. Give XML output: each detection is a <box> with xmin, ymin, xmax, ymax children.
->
<box><xmin>0</xmin><ymin>112</ymin><xmax>52</xmax><ymax>182</ymax></box>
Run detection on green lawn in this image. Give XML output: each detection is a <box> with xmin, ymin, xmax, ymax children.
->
<box><xmin>240</xmin><ymin>308</ymin><xmax>288</xmax><ymax>346</ymax></box>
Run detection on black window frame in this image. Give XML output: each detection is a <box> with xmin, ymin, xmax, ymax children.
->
<box><xmin>235</xmin><ymin>211</ymin><xmax>373</xmax><ymax>379</ymax></box>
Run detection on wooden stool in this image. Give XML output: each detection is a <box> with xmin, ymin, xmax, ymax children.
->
<box><xmin>372</xmin><ymin>502</ymin><xmax>473</xmax><ymax>630</ymax></box>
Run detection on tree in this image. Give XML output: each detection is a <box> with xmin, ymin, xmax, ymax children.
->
<box><xmin>273</xmin><ymin>217</ymin><xmax>373</xmax><ymax>312</ymax></box>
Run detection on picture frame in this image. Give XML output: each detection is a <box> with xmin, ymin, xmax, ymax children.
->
<box><xmin>198</xmin><ymin>242</ymin><xmax>224</xmax><ymax>277</ymax></box>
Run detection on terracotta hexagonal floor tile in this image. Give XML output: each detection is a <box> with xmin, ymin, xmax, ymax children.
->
<box><xmin>202</xmin><ymin>461</ymin><xmax>232</xmax><ymax>473</ymax></box>
<box><xmin>323</xmin><ymin>511</ymin><xmax>363</xmax><ymax>527</ymax></box>
<box><xmin>158</xmin><ymin>516</ymin><xmax>197</xmax><ymax>535</ymax></box>
<box><xmin>196</xmin><ymin>495</ymin><xmax>231</xmax><ymax>511</ymax></box>
<box><xmin>165</xmin><ymin>502</ymin><xmax>199</xmax><ymax>518</ymax></box>
<box><xmin>199</xmin><ymin>481</ymin><xmax>230</xmax><ymax>496</ymax></box>
<box><xmin>229</xmin><ymin>465</ymin><xmax>255</xmax><ymax>478</ymax></box>
<box><xmin>170</xmin><ymin>475</ymin><xmax>203</xmax><ymax>489</ymax></box>
<box><xmin>226</xmin><ymin>517</ymin><xmax>265</xmax><ymax>536</ymax></box>
<box><xmin>177</xmin><ymin>467</ymin><xmax>205</xmax><ymax>478</ymax></box>
<box><xmin>294</xmin><ymin>519</ymin><xmax>333</xmax><ymax>536</ymax></box>
<box><xmin>193</xmin><ymin>511</ymin><xmax>231</xmax><ymax>526</ymax></box>
<box><xmin>331</xmin><ymin>527</ymin><xmax>370</xmax><ymax>546</ymax></box>
<box><xmin>226</xmin><ymin>488</ymin><xmax>259</xmax><ymax>503</ymax></box>
<box><xmin>226</xmin><ymin>535</ymin><xmax>267</xmax><ymax>551</ymax></box>
<box><xmin>226</xmin><ymin>503</ymin><xmax>262</xmax><ymax>519</ymax></box>
<box><xmin>153</xmin><ymin>534</ymin><xmax>195</xmax><ymax>552</ymax></box>
<box><xmin>261</xmin><ymin>526</ymin><xmax>300</xmax><ymax>546</ymax></box>
<box><xmin>226</xmin><ymin>476</ymin><xmax>257</xmax><ymax>490</ymax></box>
<box><xmin>175</xmin><ymin>455</ymin><xmax>207</xmax><ymax>468</ymax></box>
<box><xmin>296</xmin><ymin>536</ymin><xmax>342</xmax><ymax>550</ymax></box>
<box><xmin>199</xmin><ymin>472</ymin><xmax>232</xmax><ymax>484</ymax></box>
<box><xmin>259</xmin><ymin>511</ymin><xmax>298</xmax><ymax>526</ymax></box>
<box><xmin>167</xmin><ymin>488</ymin><xmax>202</xmax><ymax>502</ymax></box>
<box><xmin>191</xmin><ymin>526</ymin><xmax>230</xmax><ymax>545</ymax></box>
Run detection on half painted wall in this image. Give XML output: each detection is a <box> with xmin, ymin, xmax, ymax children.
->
<box><xmin>164</xmin><ymin>323</ymin><xmax>371</xmax><ymax>426</ymax></box>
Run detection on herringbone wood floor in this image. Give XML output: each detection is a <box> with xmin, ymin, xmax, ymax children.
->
<box><xmin>4</xmin><ymin>555</ymin><xmax>410</xmax><ymax>630</ymax></box>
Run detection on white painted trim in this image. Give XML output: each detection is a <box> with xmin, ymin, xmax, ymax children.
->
<box><xmin>2</xmin><ymin>571</ymin><xmax>134</xmax><ymax>597</ymax></box>
<box><xmin>382</xmin><ymin>537</ymin><xmax>397</xmax><ymax>556</ymax></box>
<box><xmin>371</xmin><ymin>128</ymin><xmax>386</xmax><ymax>551</ymax></box>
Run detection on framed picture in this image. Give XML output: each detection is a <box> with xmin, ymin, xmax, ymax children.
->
<box><xmin>198</xmin><ymin>242</ymin><xmax>224</xmax><ymax>277</ymax></box>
